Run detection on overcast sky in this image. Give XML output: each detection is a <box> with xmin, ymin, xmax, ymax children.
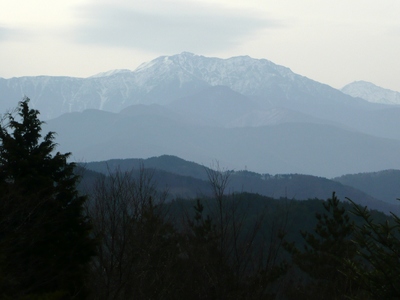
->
<box><xmin>1</xmin><ymin>0</ymin><xmax>400</xmax><ymax>91</ymax></box>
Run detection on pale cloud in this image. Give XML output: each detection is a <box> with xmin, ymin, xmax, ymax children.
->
<box><xmin>72</xmin><ymin>0</ymin><xmax>281</xmax><ymax>53</ymax></box>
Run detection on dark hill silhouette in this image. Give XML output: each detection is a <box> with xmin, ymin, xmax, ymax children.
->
<box><xmin>81</xmin><ymin>155</ymin><xmax>398</xmax><ymax>214</ymax></box>
<box><xmin>334</xmin><ymin>169</ymin><xmax>400</xmax><ymax>205</ymax></box>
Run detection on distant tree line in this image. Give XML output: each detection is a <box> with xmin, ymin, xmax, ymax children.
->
<box><xmin>0</xmin><ymin>99</ymin><xmax>399</xmax><ymax>299</ymax></box>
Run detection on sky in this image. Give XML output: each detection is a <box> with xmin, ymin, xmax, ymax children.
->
<box><xmin>1</xmin><ymin>0</ymin><xmax>400</xmax><ymax>91</ymax></box>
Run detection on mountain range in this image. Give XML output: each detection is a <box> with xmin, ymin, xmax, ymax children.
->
<box><xmin>79</xmin><ymin>155</ymin><xmax>400</xmax><ymax>215</ymax></box>
<box><xmin>2</xmin><ymin>52</ymin><xmax>400</xmax><ymax>177</ymax></box>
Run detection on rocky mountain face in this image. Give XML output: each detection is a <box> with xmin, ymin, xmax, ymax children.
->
<box><xmin>3</xmin><ymin>52</ymin><xmax>400</xmax><ymax>177</ymax></box>
<box><xmin>341</xmin><ymin>81</ymin><xmax>400</xmax><ymax>105</ymax></box>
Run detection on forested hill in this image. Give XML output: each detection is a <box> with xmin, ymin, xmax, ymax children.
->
<box><xmin>334</xmin><ymin>169</ymin><xmax>400</xmax><ymax>205</ymax></box>
<box><xmin>80</xmin><ymin>155</ymin><xmax>398</xmax><ymax>214</ymax></box>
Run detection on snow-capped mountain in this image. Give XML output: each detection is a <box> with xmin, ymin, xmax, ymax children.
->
<box><xmin>132</xmin><ymin>52</ymin><xmax>362</xmax><ymax>108</ymax></box>
<box><xmin>135</xmin><ymin>52</ymin><xmax>296</xmax><ymax>96</ymax></box>
<box><xmin>341</xmin><ymin>81</ymin><xmax>400</xmax><ymax>105</ymax></box>
<box><xmin>0</xmin><ymin>52</ymin><xmax>362</xmax><ymax>120</ymax></box>
<box><xmin>3</xmin><ymin>52</ymin><xmax>400</xmax><ymax>139</ymax></box>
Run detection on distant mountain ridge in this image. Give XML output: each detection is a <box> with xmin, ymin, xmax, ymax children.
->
<box><xmin>341</xmin><ymin>81</ymin><xmax>400</xmax><ymax>105</ymax></box>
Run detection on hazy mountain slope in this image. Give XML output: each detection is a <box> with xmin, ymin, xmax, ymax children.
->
<box><xmin>45</xmin><ymin>108</ymin><xmax>400</xmax><ymax>178</ymax></box>
<box><xmin>334</xmin><ymin>170</ymin><xmax>400</xmax><ymax>205</ymax></box>
<box><xmin>118</xmin><ymin>103</ymin><xmax>213</xmax><ymax>127</ymax></box>
<box><xmin>167</xmin><ymin>85</ymin><xmax>260</xmax><ymax>127</ymax></box>
<box><xmin>342</xmin><ymin>81</ymin><xmax>400</xmax><ymax>105</ymax></box>
<box><xmin>166</xmin><ymin>85</ymin><xmax>342</xmax><ymax>128</ymax></box>
<box><xmin>351</xmin><ymin>106</ymin><xmax>400</xmax><ymax>140</ymax></box>
<box><xmin>226</xmin><ymin>107</ymin><xmax>346</xmax><ymax>128</ymax></box>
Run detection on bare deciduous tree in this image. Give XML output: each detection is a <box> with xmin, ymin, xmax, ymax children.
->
<box><xmin>86</xmin><ymin>165</ymin><xmax>174</xmax><ymax>299</ymax></box>
<box><xmin>199</xmin><ymin>162</ymin><xmax>290</xmax><ymax>298</ymax></box>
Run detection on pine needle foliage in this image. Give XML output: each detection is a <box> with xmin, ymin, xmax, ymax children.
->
<box><xmin>0</xmin><ymin>98</ymin><xmax>96</xmax><ymax>299</ymax></box>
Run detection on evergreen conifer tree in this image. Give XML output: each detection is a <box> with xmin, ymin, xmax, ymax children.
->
<box><xmin>284</xmin><ymin>192</ymin><xmax>362</xmax><ymax>299</ymax></box>
<box><xmin>0</xmin><ymin>98</ymin><xmax>95</xmax><ymax>299</ymax></box>
<box><xmin>346</xmin><ymin>200</ymin><xmax>400</xmax><ymax>299</ymax></box>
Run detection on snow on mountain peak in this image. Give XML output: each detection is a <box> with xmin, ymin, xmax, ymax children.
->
<box><xmin>130</xmin><ymin>52</ymin><xmax>301</xmax><ymax>97</ymax></box>
<box><xmin>341</xmin><ymin>81</ymin><xmax>400</xmax><ymax>105</ymax></box>
<box><xmin>90</xmin><ymin>69</ymin><xmax>132</xmax><ymax>78</ymax></box>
